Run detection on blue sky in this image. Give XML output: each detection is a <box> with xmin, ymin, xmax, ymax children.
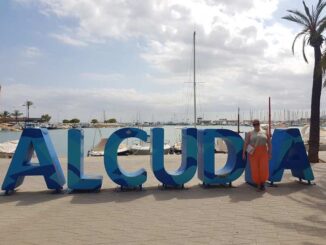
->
<box><xmin>1</xmin><ymin>0</ymin><xmax>326</xmax><ymax>122</ymax></box>
<box><xmin>0</xmin><ymin>1</ymin><xmax>151</xmax><ymax>88</ymax></box>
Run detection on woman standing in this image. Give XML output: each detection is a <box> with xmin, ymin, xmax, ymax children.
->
<box><xmin>243</xmin><ymin>119</ymin><xmax>272</xmax><ymax>191</ymax></box>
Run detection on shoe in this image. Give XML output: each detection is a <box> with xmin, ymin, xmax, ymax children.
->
<box><xmin>260</xmin><ymin>184</ymin><xmax>266</xmax><ymax>191</ymax></box>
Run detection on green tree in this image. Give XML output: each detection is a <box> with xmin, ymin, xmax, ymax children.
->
<box><xmin>11</xmin><ymin>110</ymin><xmax>23</xmax><ymax>123</ymax></box>
<box><xmin>105</xmin><ymin>118</ymin><xmax>117</xmax><ymax>123</ymax></box>
<box><xmin>1</xmin><ymin>111</ymin><xmax>11</xmax><ymax>122</ymax></box>
<box><xmin>70</xmin><ymin>118</ymin><xmax>80</xmax><ymax>124</ymax></box>
<box><xmin>62</xmin><ymin>119</ymin><xmax>70</xmax><ymax>124</ymax></box>
<box><xmin>41</xmin><ymin>114</ymin><xmax>52</xmax><ymax>122</ymax></box>
<box><xmin>3</xmin><ymin>111</ymin><xmax>10</xmax><ymax>117</ymax></box>
<box><xmin>283</xmin><ymin>0</ymin><xmax>326</xmax><ymax>162</ymax></box>
<box><xmin>91</xmin><ymin>119</ymin><xmax>98</xmax><ymax>124</ymax></box>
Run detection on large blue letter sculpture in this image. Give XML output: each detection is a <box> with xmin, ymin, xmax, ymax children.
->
<box><xmin>104</xmin><ymin>128</ymin><xmax>147</xmax><ymax>188</ymax></box>
<box><xmin>151</xmin><ymin>128</ymin><xmax>197</xmax><ymax>187</ymax></box>
<box><xmin>68</xmin><ymin>129</ymin><xmax>103</xmax><ymax>191</ymax></box>
<box><xmin>198</xmin><ymin>129</ymin><xmax>246</xmax><ymax>186</ymax></box>
<box><xmin>268</xmin><ymin>128</ymin><xmax>314</xmax><ymax>184</ymax></box>
<box><xmin>2</xmin><ymin>128</ymin><xmax>65</xmax><ymax>193</ymax></box>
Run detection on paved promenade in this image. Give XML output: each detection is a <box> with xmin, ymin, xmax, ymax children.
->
<box><xmin>0</xmin><ymin>154</ymin><xmax>325</xmax><ymax>245</ymax></box>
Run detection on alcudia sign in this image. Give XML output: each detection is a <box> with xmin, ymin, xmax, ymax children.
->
<box><xmin>1</xmin><ymin>127</ymin><xmax>314</xmax><ymax>194</ymax></box>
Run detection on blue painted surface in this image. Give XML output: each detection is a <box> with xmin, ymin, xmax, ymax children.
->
<box><xmin>67</xmin><ymin>129</ymin><xmax>103</xmax><ymax>191</ymax></box>
<box><xmin>1</xmin><ymin>128</ymin><xmax>66</xmax><ymax>192</ymax></box>
<box><xmin>104</xmin><ymin>128</ymin><xmax>147</xmax><ymax>188</ymax></box>
<box><xmin>198</xmin><ymin>129</ymin><xmax>246</xmax><ymax>185</ymax></box>
<box><xmin>268</xmin><ymin>128</ymin><xmax>314</xmax><ymax>183</ymax></box>
<box><xmin>245</xmin><ymin>157</ymin><xmax>255</xmax><ymax>185</ymax></box>
<box><xmin>151</xmin><ymin>128</ymin><xmax>197</xmax><ymax>186</ymax></box>
<box><xmin>1</xmin><ymin>127</ymin><xmax>315</xmax><ymax>193</ymax></box>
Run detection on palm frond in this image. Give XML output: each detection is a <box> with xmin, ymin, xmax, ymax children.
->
<box><xmin>302</xmin><ymin>34</ymin><xmax>309</xmax><ymax>63</ymax></box>
<box><xmin>321</xmin><ymin>49</ymin><xmax>326</xmax><ymax>71</ymax></box>
<box><xmin>287</xmin><ymin>9</ymin><xmax>311</xmax><ymax>26</ymax></box>
<box><xmin>317</xmin><ymin>19</ymin><xmax>326</xmax><ymax>33</ymax></box>
<box><xmin>320</xmin><ymin>47</ymin><xmax>326</xmax><ymax>88</ymax></box>
<box><xmin>316</xmin><ymin>0</ymin><xmax>326</xmax><ymax>21</ymax></box>
<box><xmin>282</xmin><ymin>15</ymin><xmax>309</xmax><ymax>27</ymax></box>
<box><xmin>303</xmin><ymin>1</ymin><xmax>314</xmax><ymax>24</ymax></box>
<box><xmin>317</xmin><ymin>16</ymin><xmax>326</xmax><ymax>26</ymax></box>
<box><xmin>312</xmin><ymin>4</ymin><xmax>317</xmax><ymax>25</ymax></box>
<box><xmin>283</xmin><ymin>1</ymin><xmax>326</xmax><ymax>63</ymax></box>
<box><xmin>321</xmin><ymin>49</ymin><xmax>326</xmax><ymax>87</ymax></box>
<box><xmin>292</xmin><ymin>29</ymin><xmax>309</xmax><ymax>54</ymax></box>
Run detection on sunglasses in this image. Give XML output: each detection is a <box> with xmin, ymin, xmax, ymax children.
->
<box><xmin>253</xmin><ymin>123</ymin><xmax>260</xmax><ymax>126</ymax></box>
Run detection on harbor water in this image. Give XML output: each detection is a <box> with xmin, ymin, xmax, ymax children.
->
<box><xmin>0</xmin><ymin>125</ymin><xmax>265</xmax><ymax>157</ymax></box>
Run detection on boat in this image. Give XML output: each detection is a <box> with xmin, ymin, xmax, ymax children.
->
<box><xmin>172</xmin><ymin>32</ymin><xmax>198</xmax><ymax>154</ymax></box>
<box><xmin>47</xmin><ymin>124</ymin><xmax>59</xmax><ymax>130</ymax></box>
<box><xmin>88</xmin><ymin>138</ymin><xmax>130</xmax><ymax>156</ymax></box>
<box><xmin>130</xmin><ymin>142</ymin><xmax>171</xmax><ymax>155</ymax></box>
<box><xmin>24</xmin><ymin>122</ymin><xmax>40</xmax><ymax>129</ymax></box>
<box><xmin>273</xmin><ymin>122</ymin><xmax>289</xmax><ymax>128</ymax></box>
<box><xmin>173</xmin><ymin>141</ymin><xmax>182</xmax><ymax>154</ymax></box>
<box><xmin>130</xmin><ymin>143</ymin><xmax>150</xmax><ymax>155</ymax></box>
<box><xmin>301</xmin><ymin>125</ymin><xmax>326</xmax><ymax>151</ymax></box>
<box><xmin>130</xmin><ymin>132</ymin><xmax>171</xmax><ymax>155</ymax></box>
<box><xmin>171</xmin><ymin>32</ymin><xmax>227</xmax><ymax>155</ymax></box>
<box><xmin>0</xmin><ymin>140</ymin><xmax>18</xmax><ymax>158</ymax></box>
<box><xmin>215</xmin><ymin>139</ymin><xmax>228</xmax><ymax>153</ymax></box>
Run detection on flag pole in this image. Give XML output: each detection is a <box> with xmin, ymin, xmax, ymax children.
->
<box><xmin>269</xmin><ymin>97</ymin><xmax>272</xmax><ymax>137</ymax></box>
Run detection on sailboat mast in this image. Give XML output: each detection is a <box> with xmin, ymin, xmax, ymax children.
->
<box><xmin>193</xmin><ymin>31</ymin><xmax>197</xmax><ymax>128</ymax></box>
<box><xmin>237</xmin><ymin>107</ymin><xmax>240</xmax><ymax>134</ymax></box>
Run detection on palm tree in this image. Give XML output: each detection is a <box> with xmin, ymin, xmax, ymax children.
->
<box><xmin>41</xmin><ymin>114</ymin><xmax>51</xmax><ymax>122</ymax></box>
<box><xmin>283</xmin><ymin>0</ymin><xmax>326</xmax><ymax>163</ymax></box>
<box><xmin>23</xmin><ymin>101</ymin><xmax>34</xmax><ymax>121</ymax></box>
<box><xmin>1</xmin><ymin>111</ymin><xmax>11</xmax><ymax>123</ymax></box>
<box><xmin>11</xmin><ymin>110</ymin><xmax>23</xmax><ymax>123</ymax></box>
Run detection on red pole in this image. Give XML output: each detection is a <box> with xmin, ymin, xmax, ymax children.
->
<box><xmin>269</xmin><ymin>97</ymin><xmax>272</xmax><ymax>137</ymax></box>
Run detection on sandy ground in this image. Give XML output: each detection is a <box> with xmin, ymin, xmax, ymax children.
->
<box><xmin>0</xmin><ymin>153</ymin><xmax>325</xmax><ymax>245</ymax></box>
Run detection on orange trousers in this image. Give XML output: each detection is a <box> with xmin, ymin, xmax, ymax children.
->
<box><xmin>249</xmin><ymin>145</ymin><xmax>269</xmax><ymax>186</ymax></box>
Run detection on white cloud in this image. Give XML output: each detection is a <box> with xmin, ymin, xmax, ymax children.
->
<box><xmin>23</xmin><ymin>46</ymin><xmax>43</xmax><ymax>58</ymax></box>
<box><xmin>80</xmin><ymin>72</ymin><xmax>125</xmax><ymax>82</ymax></box>
<box><xmin>1</xmin><ymin>83</ymin><xmax>191</xmax><ymax>122</ymax></box>
<box><xmin>2</xmin><ymin>68</ymin><xmax>321</xmax><ymax>122</ymax></box>
<box><xmin>50</xmin><ymin>33</ymin><xmax>88</xmax><ymax>47</ymax></box>
<box><xmin>12</xmin><ymin>0</ymin><xmax>324</xmax><ymax>121</ymax></box>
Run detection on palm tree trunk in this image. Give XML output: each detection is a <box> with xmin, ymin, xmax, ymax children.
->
<box><xmin>308</xmin><ymin>46</ymin><xmax>322</xmax><ymax>163</ymax></box>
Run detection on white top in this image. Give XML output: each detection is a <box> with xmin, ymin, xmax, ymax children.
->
<box><xmin>249</xmin><ymin>129</ymin><xmax>268</xmax><ymax>146</ymax></box>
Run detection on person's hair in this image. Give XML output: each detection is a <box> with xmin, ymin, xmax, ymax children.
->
<box><xmin>252</xmin><ymin>119</ymin><xmax>260</xmax><ymax>125</ymax></box>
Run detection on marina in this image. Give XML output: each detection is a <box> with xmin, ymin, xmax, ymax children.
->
<box><xmin>1</xmin><ymin>0</ymin><xmax>326</xmax><ymax>244</ymax></box>
<box><xmin>0</xmin><ymin>125</ymin><xmax>249</xmax><ymax>157</ymax></box>
<box><xmin>1</xmin><ymin>124</ymin><xmax>324</xmax><ymax>158</ymax></box>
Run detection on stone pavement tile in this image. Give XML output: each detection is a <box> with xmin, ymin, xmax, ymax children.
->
<box><xmin>231</xmin><ymin>237</ymin><xmax>256</xmax><ymax>244</ymax></box>
<box><xmin>256</xmin><ymin>242</ymin><xmax>280</xmax><ymax>245</ymax></box>
<box><xmin>256</xmin><ymin>237</ymin><xmax>279</xmax><ymax>244</ymax></box>
<box><xmin>115</xmin><ymin>236</ymin><xmax>212</xmax><ymax>245</ymax></box>
<box><xmin>280</xmin><ymin>240</ymin><xmax>324</xmax><ymax>245</ymax></box>
<box><xmin>0</xmin><ymin>158</ymin><xmax>325</xmax><ymax>245</ymax></box>
<box><xmin>1</xmin><ymin>241</ymin><xmax>42</xmax><ymax>245</ymax></box>
<box><xmin>278</xmin><ymin>234</ymin><xmax>317</xmax><ymax>243</ymax></box>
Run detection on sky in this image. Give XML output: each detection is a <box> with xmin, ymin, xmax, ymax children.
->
<box><xmin>1</xmin><ymin>0</ymin><xmax>326</xmax><ymax>123</ymax></box>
